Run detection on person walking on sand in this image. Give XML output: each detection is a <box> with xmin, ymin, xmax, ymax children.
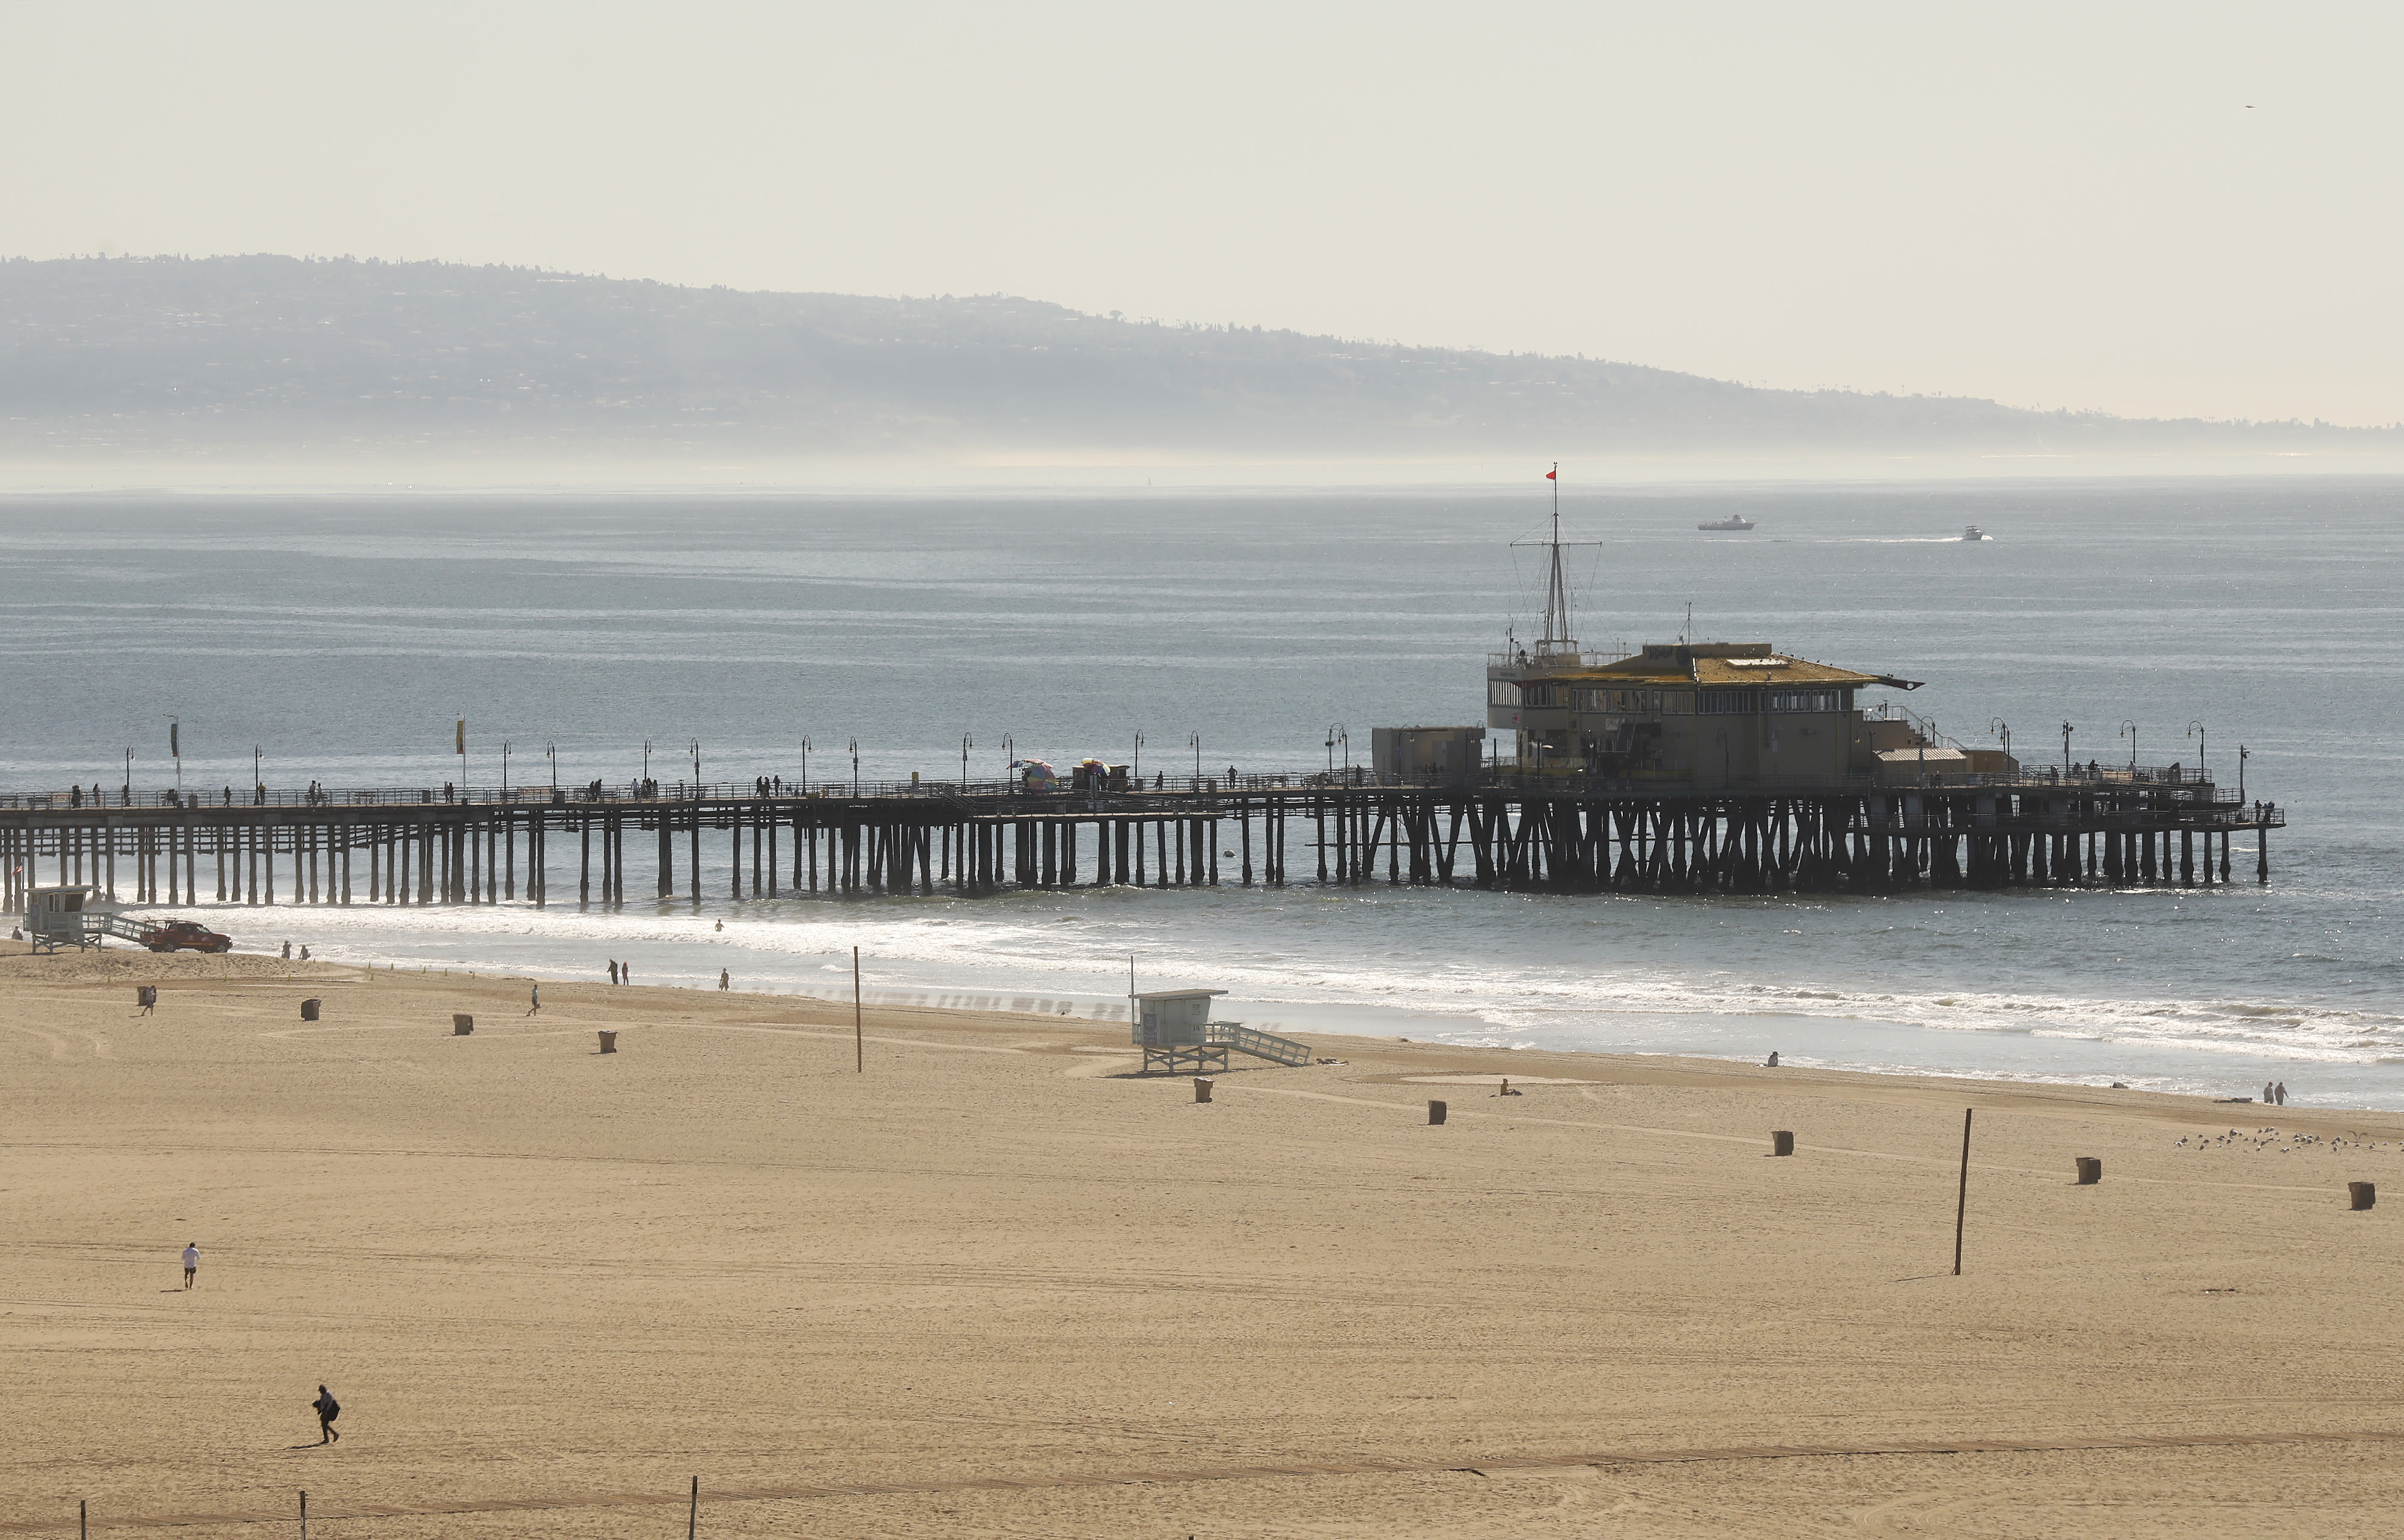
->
<box><xmin>312</xmin><ymin>1384</ymin><xmax>341</xmax><ymax>1444</ymax></box>
<box><xmin>526</xmin><ymin>982</ymin><xmax>541</xmax><ymax>1016</ymax></box>
<box><xmin>2276</xmin><ymin>1081</ymin><xmax>2289</xmax><ymax>1106</ymax></box>
<box><xmin>620</xmin><ymin>961</ymin><xmax>631</xmax><ymax>985</ymax></box>
<box><xmin>608</xmin><ymin>960</ymin><xmax>619</xmax><ymax>985</ymax></box>
<box><xmin>182</xmin><ymin>1241</ymin><xmax>199</xmax><ymax>1288</ymax></box>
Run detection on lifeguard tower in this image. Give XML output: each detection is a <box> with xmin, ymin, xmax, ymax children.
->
<box><xmin>1130</xmin><ymin>987</ymin><xmax>1316</xmax><ymax>1074</ymax></box>
<box><xmin>24</xmin><ymin>885</ymin><xmax>127</xmax><ymax>954</ymax></box>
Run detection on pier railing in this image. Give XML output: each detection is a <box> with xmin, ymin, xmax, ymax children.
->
<box><xmin>0</xmin><ymin>761</ymin><xmax>2265</xmax><ymax>814</ymax></box>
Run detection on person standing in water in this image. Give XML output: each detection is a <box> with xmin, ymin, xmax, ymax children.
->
<box><xmin>182</xmin><ymin>1241</ymin><xmax>199</xmax><ymax>1288</ymax></box>
<box><xmin>718</xmin><ymin>968</ymin><xmax>730</xmax><ymax>991</ymax></box>
<box><xmin>312</xmin><ymin>1384</ymin><xmax>341</xmax><ymax>1443</ymax></box>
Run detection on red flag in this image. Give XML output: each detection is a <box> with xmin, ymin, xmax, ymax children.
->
<box><xmin>1545</xmin><ymin>469</ymin><xmax>1557</xmax><ymax>480</ymax></box>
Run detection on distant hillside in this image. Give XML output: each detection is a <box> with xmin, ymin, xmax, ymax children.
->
<box><xmin>0</xmin><ymin>255</ymin><xmax>2388</xmax><ymax>464</ymax></box>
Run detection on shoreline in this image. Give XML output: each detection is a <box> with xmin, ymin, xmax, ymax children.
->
<box><xmin>0</xmin><ymin>939</ymin><xmax>2352</xmax><ymax>1127</ymax></box>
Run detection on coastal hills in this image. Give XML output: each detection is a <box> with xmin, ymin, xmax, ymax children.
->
<box><xmin>0</xmin><ymin>254</ymin><xmax>2390</xmax><ymax>472</ymax></box>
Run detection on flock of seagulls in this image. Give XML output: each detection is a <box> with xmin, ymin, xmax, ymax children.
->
<box><xmin>2177</xmin><ymin>1127</ymin><xmax>2387</xmax><ymax>1154</ymax></box>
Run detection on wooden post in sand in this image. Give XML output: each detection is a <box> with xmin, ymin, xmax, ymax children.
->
<box><xmin>299</xmin><ymin>1490</ymin><xmax>307</xmax><ymax>1540</ymax></box>
<box><xmin>688</xmin><ymin>1475</ymin><xmax>698</xmax><ymax>1539</ymax></box>
<box><xmin>1954</xmin><ymin>1109</ymin><xmax>1973</xmax><ymax>1275</ymax></box>
<box><xmin>853</xmin><ymin>946</ymin><xmax>863</xmax><ymax>1074</ymax></box>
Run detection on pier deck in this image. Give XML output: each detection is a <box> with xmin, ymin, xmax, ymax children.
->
<box><xmin>0</xmin><ymin>770</ymin><xmax>2285</xmax><ymax>915</ymax></box>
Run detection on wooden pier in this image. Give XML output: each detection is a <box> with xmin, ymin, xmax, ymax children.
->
<box><xmin>0</xmin><ymin>770</ymin><xmax>2284</xmax><ymax>915</ymax></box>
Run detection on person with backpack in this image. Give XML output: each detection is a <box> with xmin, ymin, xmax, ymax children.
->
<box><xmin>312</xmin><ymin>1384</ymin><xmax>341</xmax><ymax>1444</ymax></box>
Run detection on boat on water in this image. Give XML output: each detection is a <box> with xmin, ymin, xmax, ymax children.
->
<box><xmin>1697</xmin><ymin>515</ymin><xmax>1756</xmax><ymax>532</ymax></box>
<box><xmin>1961</xmin><ymin>525</ymin><xmax>1990</xmax><ymax>541</ymax></box>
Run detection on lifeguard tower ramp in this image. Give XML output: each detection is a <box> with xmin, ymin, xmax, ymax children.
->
<box><xmin>1133</xmin><ymin>989</ymin><xmax>1312</xmax><ymax>1074</ymax></box>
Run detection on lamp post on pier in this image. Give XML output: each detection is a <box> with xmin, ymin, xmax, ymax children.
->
<box><xmin>961</xmin><ymin>732</ymin><xmax>973</xmax><ymax>793</ymax></box>
<box><xmin>2238</xmin><ymin>743</ymin><xmax>2249</xmax><ymax>803</ymax></box>
<box><xmin>690</xmin><ymin>740</ymin><xmax>701</xmax><ymax>797</ymax></box>
<box><xmin>1131</xmin><ymin>731</ymin><xmax>1142</xmax><ymax>783</ymax></box>
<box><xmin>641</xmin><ymin>738</ymin><xmax>652</xmax><ymax>792</ymax></box>
<box><xmin>1190</xmin><ymin>731</ymin><xmax>1201</xmax><ymax>788</ymax></box>
<box><xmin>123</xmin><ymin>749</ymin><xmax>132</xmax><ymax>806</ymax></box>
<box><xmin>799</xmin><ymin>737</ymin><xmax>810</xmax><ymax>796</ymax></box>
<box><xmin>2119</xmin><ymin>720</ymin><xmax>2138</xmax><ymax>775</ymax></box>
<box><xmin>2187</xmin><ymin>720</ymin><xmax>2207</xmax><ymax>782</ymax></box>
<box><xmin>1325</xmin><ymin>725</ymin><xmax>1338</xmax><ymax>779</ymax></box>
<box><xmin>253</xmin><ymin>745</ymin><xmax>263</xmax><ymax>805</ymax></box>
<box><xmin>1988</xmin><ymin>719</ymin><xmax>2010</xmax><ymax>768</ymax></box>
<box><xmin>546</xmin><ymin>741</ymin><xmax>557</xmax><ymax>793</ymax></box>
<box><xmin>2061</xmin><ymin>721</ymin><xmax>2073</xmax><ymax>776</ymax></box>
<box><xmin>849</xmin><ymin>738</ymin><xmax>859</xmax><ymax>796</ymax></box>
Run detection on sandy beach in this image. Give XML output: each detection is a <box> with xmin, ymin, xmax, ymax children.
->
<box><xmin>5</xmin><ymin>942</ymin><xmax>2404</xmax><ymax>1538</ymax></box>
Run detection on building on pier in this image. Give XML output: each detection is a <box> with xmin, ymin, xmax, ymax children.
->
<box><xmin>1484</xmin><ymin>640</ymin><xmax>1983</xmax><ymax>789</ymax></box>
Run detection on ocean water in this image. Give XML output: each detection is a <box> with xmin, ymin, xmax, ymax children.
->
<box><xmin>2</xmin><ymin>479</ymin><xmax>2397</xmax><ymax>1107</ymax></box>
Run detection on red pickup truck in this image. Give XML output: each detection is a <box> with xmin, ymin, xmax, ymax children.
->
<box><xmin>142</xmin><ymin>919</ymin><xmax>233</xmax><ymax>954</ymax></box>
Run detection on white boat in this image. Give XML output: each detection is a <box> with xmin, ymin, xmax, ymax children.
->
<box><xmin>1697</xmin><ymin>515</ymin><xmax>1756</xmax><ymax>532</ymax></box>
<box><xmin>1961</xmin><ymin>525</ymin><xmax>1990</xmax><ymax>541</ymax></box>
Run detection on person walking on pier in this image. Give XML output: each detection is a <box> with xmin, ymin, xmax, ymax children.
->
<box><xmin>311</xmin><ymin>1384</ymin><xmax>341</xmax><ymax>1444</ymax></box>
<box><xmin>182</xmin><ymin>1241</ymin><xmax>199</xmax><ymax>1288</ymax></box>
<box><xmin>526</xmin><ymin>982</ymin><xmax>542</xmax><ymax>1017</ymax></box>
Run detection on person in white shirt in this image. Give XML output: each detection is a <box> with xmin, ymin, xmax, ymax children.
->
<box><xmin>182</xmin><ymin>1243</ymin><xmax>199</xmax><ymax>1288</ymax></box>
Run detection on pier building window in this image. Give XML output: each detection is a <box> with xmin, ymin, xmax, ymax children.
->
<box><xmin>1699</xmin><ymin>688</ymin><xmax>1762</xmax><ymax>715</ymax></box>
<box><xmin>1521</xmin><ymin>684</ymin><xmax>1562</xmax><ymax>708</ymax></box>
<box><xmin>1573</xmin><ymin>687</ymin><xmax>1674</xmax><ymax>713</ymax></box>
<box><xmin>1768</xmin><ymin>689</ymin><xmax>1843</xmax><ymax>713</ymax></box>
<box><xmin>1487</xmin><ymin>680</ymin><xmax>1522</xmax><ymax>707</ymax></box>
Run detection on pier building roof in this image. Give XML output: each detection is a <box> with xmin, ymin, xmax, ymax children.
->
<box><xmin>1547</xmin><ymin>642</ymin><xmax>1907</xmax><ymax>690</ymax></box>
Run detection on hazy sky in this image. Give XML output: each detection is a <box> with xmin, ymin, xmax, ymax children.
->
<box><xmin>5</xmin><ymin>2</ymin><xmax>2397</xmax><ymax>425</ymax></box>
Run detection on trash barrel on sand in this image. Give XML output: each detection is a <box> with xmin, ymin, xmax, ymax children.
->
<box><xmin>597</xmin><ymin>1030</ymin><xmax>617</xmax><ymax>1054</ymax></box>
<box><xmin>453</xmin><ymin>1014</ymin><xmax>474</xmax><ymax>1036</ymax></box>
<box><xmin>300</xmin><ymin>998</ymin><xmax>322</xmax><ymax>1022</ymax></box>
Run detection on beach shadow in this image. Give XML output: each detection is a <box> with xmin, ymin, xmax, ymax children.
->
<box><xmin>1891</xmin><ymin>1272</ymin><xmax>1957</xmax><ymax>1283</ymax></box>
